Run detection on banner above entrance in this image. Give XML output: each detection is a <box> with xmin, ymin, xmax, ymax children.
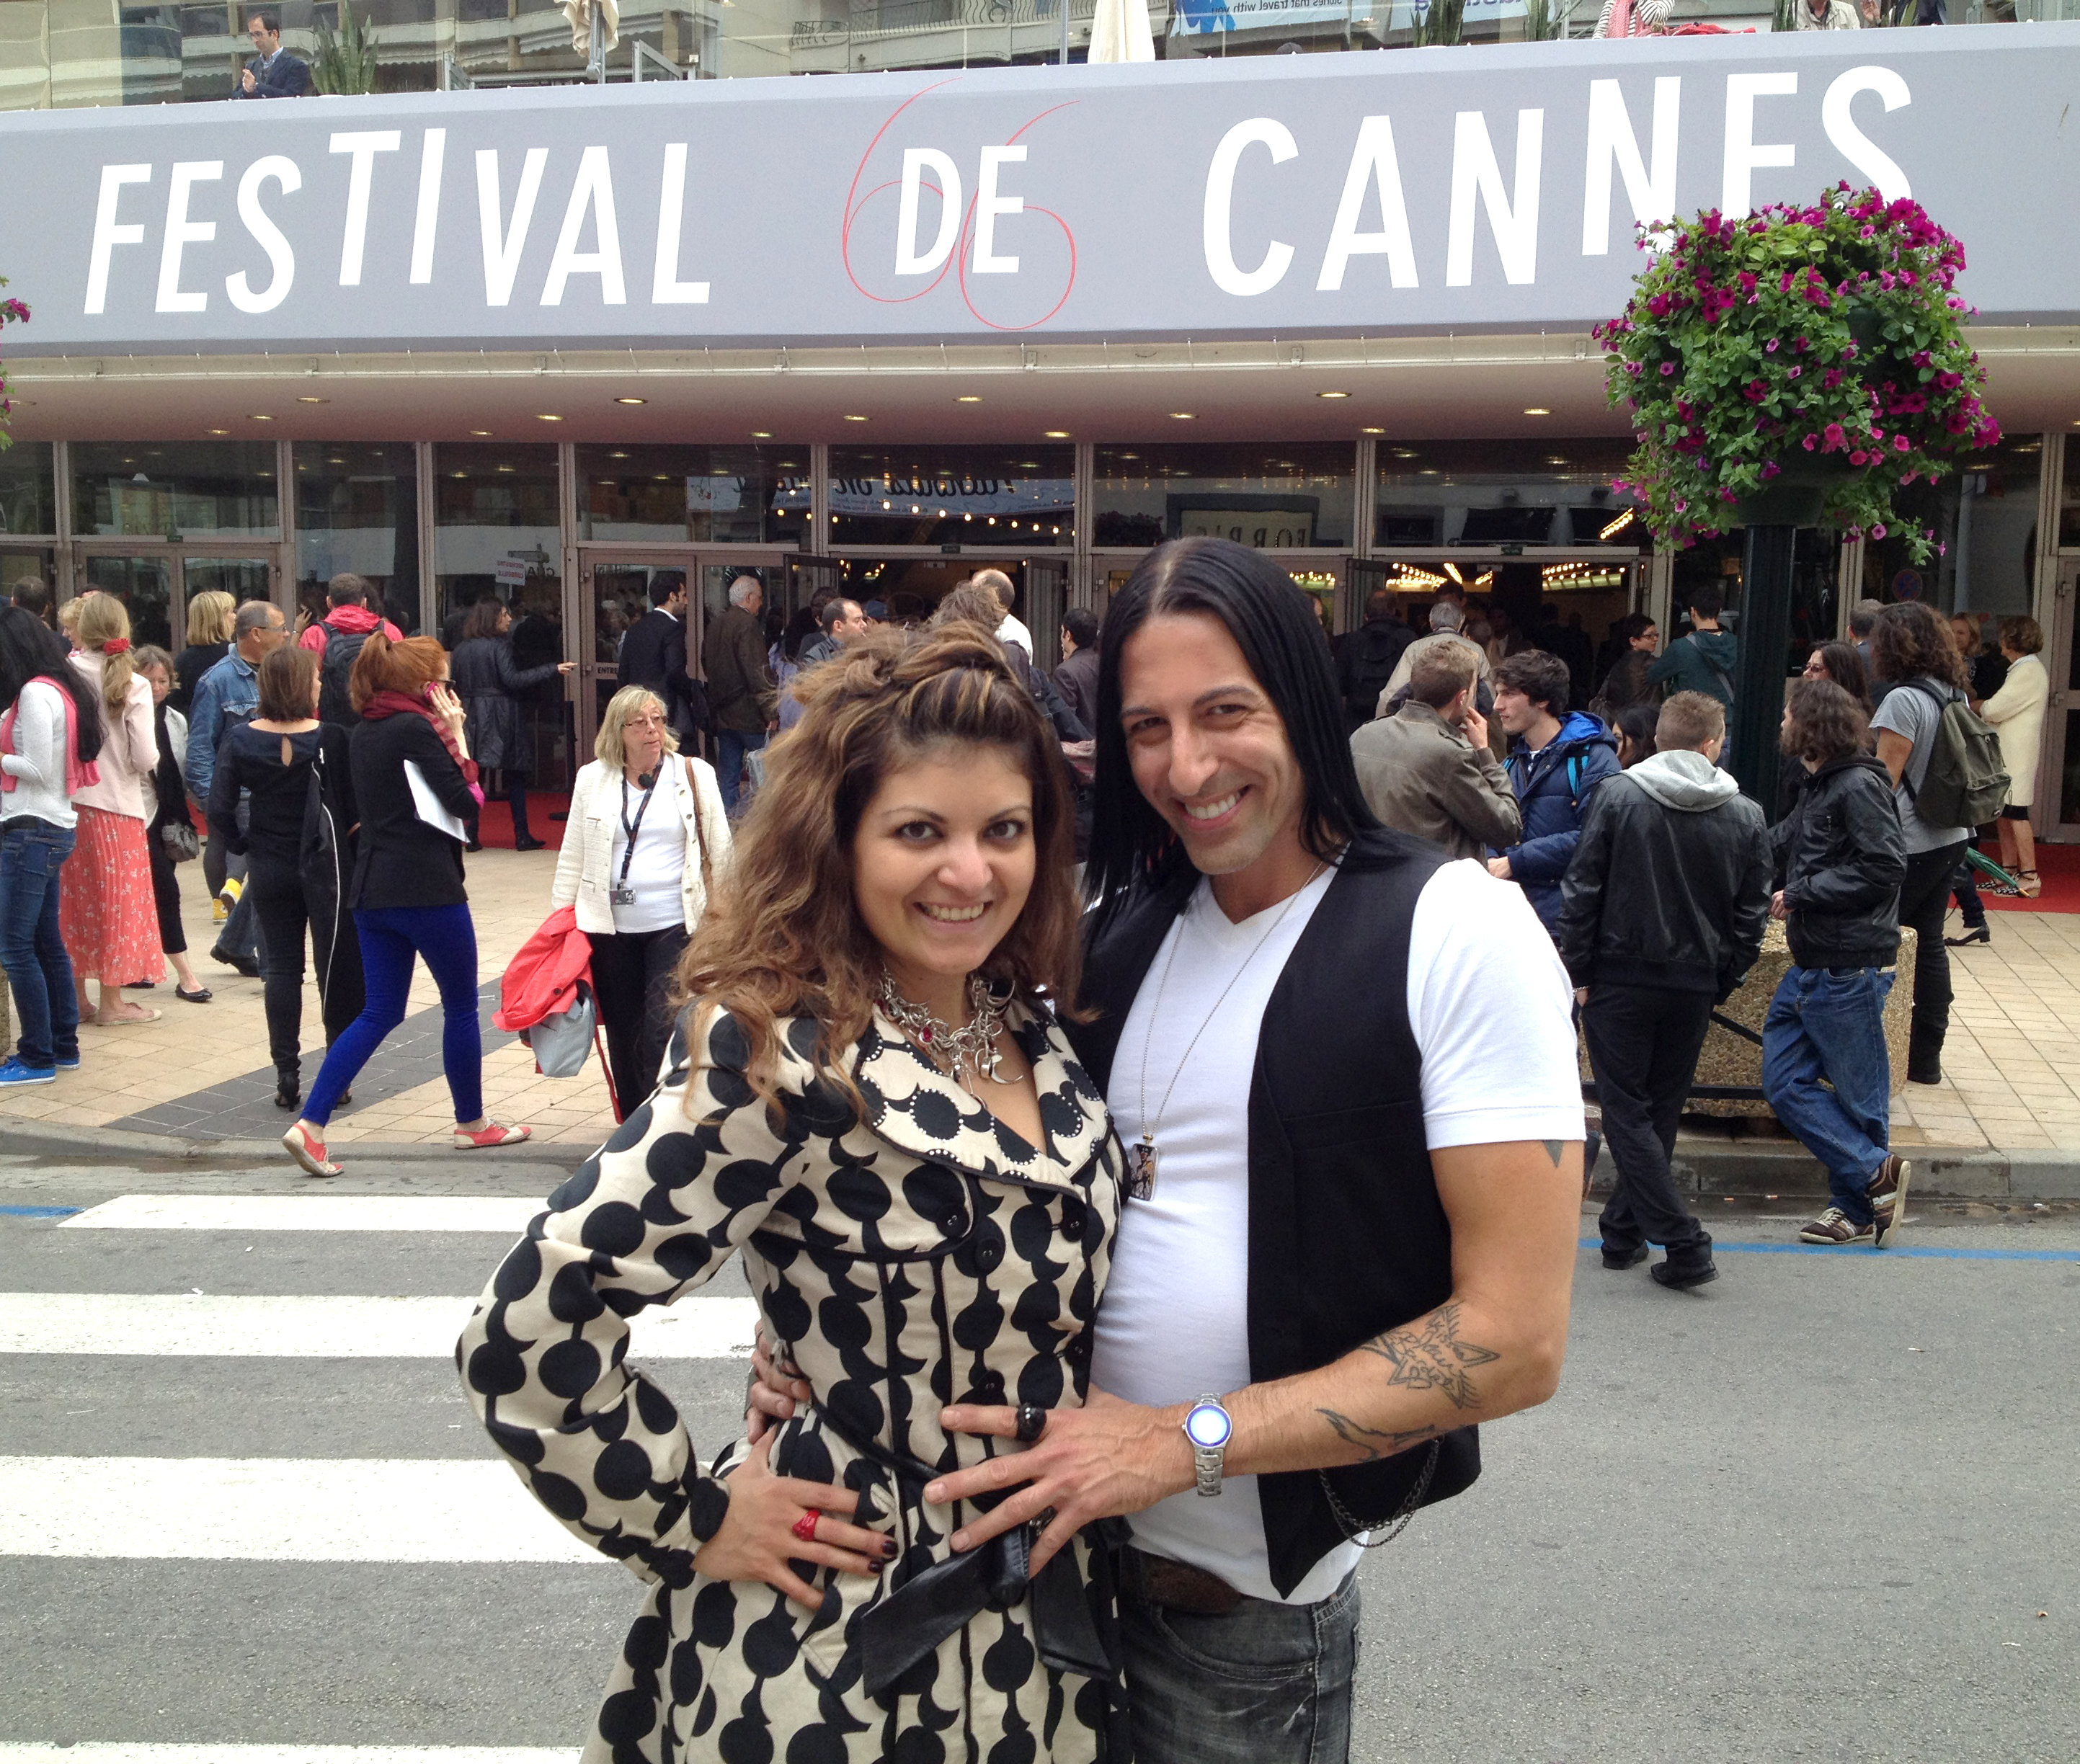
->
<box><xmin>6</xmin><ymin>29</ymin><xmax>2080</xmax><ymax>357</ymax></box>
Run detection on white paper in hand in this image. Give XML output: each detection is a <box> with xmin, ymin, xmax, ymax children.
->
<box><xmin>404</xmin><ymin>760</ymin><xmax>469</xmax><ymax>841</ymax></box>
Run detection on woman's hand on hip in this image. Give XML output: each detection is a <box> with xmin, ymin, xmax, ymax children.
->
<box><xmin>693</xmin><ymin>1430</ymin><xmax>896</xmax><ymax>1612</ymax></box>
<box><xmin>745</xmin><ymin>1324</ymin><xmax>811</xmax><ymax>1444</ymax></box>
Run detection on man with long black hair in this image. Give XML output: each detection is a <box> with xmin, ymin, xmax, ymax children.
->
<box><xmin>918</xmin><ymin>538</ymin><xmax>1583</xmax><ymax>1763</ymax></box>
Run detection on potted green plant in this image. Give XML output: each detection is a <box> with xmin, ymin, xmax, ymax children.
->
<box><xmin>0</xmin><ymin>276</ymin><xmax>26</xmax><ymax>453</ymax></box>
<box><xmin>1593</xmin><ymin>184</ymin><xmax>1999</xmax><ymax>562</ymax></box>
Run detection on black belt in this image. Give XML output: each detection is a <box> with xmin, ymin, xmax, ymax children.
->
<box><xmin>809</xmin><ymin>1402</ymin><xmax>1118</xmax><ymax>1699</ymax></box>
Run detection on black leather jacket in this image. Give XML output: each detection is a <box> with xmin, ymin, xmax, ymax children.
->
<box><xmin>1555</xmin><ymin>765</ymin><xmax>1772</xmax><ymax>997</ymax></box>
<box><xmin>1772</xmin><ymin>754</ymin><xmax>1907</xmax><ymax>971</ymax></box>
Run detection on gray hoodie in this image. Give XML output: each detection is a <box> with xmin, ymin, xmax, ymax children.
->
<box><xmin>1625</xmin><ymin>747</ymin><xmax>1741</xmax><ymax>812</ymax></box>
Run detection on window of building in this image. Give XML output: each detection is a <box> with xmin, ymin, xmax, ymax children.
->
<box><xmin>575</xmin><ymin>442</ymin><xmax>806</xmax><ymax>545</ymax></box>
<box><xmin>1094</xmin><ymin>442</ymin><xmax>1351</xmax><ymax>551</ymax></box>
<box><xmin>70</xmin><ymin>440</ymin><xmax>279</xmax><ymax>539</ymax></box>
<box><xmin>1865</xmin><ymin>434</ymin><xmax>2041</xmax><ymax>616</ymax></box>
<box><xmin>1374</xmin><ymin>438</ymin><xmax>1637</xmax><ymax>548</ymax></box>
<box><xmin>0</xmin><ymin>441</ymin><xmax>56</xmax><ymax>536</ymax></box>
<box><xmin>828</xmin><ymin>444</ymin><xmax>1072</xmax><ymax>549</ymax></box>
<box><xmin>294</xmin><ymin>442</ymin><xmax>421</xmax><ymax>634</ymax></box>
<box><xmin>432</xmin><ymin>441</ymin><xmax>559</xmax><ymax>645</ymax></box>
<box><xmin>0</xmin><ymin>547</ymin><xmax>57</xmax><ymax>618</ymax></box>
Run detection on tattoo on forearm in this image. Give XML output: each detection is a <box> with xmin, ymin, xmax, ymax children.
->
<box><xmin>1542</xmin><ymin>1139</ymin><xmax>1565</xmax><ymax>1168</ymax></box>
<box><xmin>1316</xmin><ymin>1408</ymin><xmax>1446</xmax><ymax>1464</ymax></box>
<box><xmin>1357</xmin><ymin>1302</ymin><xmax>1501</xmax><ymax>1410</ymax></box>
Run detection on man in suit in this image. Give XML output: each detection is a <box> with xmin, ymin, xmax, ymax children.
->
<box><xmin>232</xmin><ymin>12</ymin><xmax>314</xmax><ymax>98</ymax></box>
<box><xmin>616</xmin><ymin>572</ymin><xmax>699</xmax><ymax>747</ymax></box>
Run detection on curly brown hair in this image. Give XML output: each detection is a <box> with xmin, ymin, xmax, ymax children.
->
<box><xmin>1872</xmin><ymin>601</ymin><xmax>1968</xmax><ymax>692</ymax></box>
<box><xmin>1782</xmin><ymin>677</ymin><xmax>1870</xmax><ymax>766</ymax></box>
<box><xmin>671</xmin><ymin>623</ymin><xmax>1082</xmax><ymax>1117</ymax></box>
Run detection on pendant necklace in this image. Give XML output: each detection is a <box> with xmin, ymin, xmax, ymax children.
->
<box><xmin>876</xmin><ymin>973</ymin><xmax>1018</xmax><ymax>1089</ymax></box>
<box><xmin>1129</xmin><ymin>864</ymin><xmax>1327</xmax><ymax>1201</ymax></box>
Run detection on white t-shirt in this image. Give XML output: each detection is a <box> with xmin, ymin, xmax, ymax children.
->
<box><xmin>1089</xmin><ymin>858</ymin><xmax>1582</xmax><ymax>1605</ymax></box>
<box><xmin>996</xmin><ymin>614</ymin><xmax>1035</xmax><ymax>658</ymax></box>
<box><xmin>606</xmin><ymin>770</ymin><xmax>687</xmax><ymax>935</ymax></box>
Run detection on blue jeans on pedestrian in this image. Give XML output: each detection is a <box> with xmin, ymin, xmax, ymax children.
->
<box><xmin>302</xmin><ymin>903</ymin><xmax>481</xmax><ymax>1129</ymax></box>
<box><xmin>1124</xmin><ymin>1566</ymin><xmax>1359</xmax><ymax>1764</ymax></box>
<box><xmin>715</xmin><ymin>728</ymin><xmax>767</xmax><ymax>816</ymax></box>
<box><xmin>0</xmin><ymin>820</ymin><xmax>79</xmax><ymax>1071</ymax></box>
<box><xmin>1762</xmin><ymin>965</ymin><xmax>1894</xmax><ymax>1226</ymax></box>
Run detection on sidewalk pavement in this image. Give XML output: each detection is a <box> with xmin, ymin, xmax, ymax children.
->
<box><xmin>1</xmin><ymin>847</ymin><xmax>2076</xmax><ymax>1198</ymax></box>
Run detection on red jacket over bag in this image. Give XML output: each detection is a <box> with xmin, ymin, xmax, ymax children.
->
<box><xmin>494</xmin><ymin>905</ymin><xmax>592</xmax><ymax>1034</ymax></box>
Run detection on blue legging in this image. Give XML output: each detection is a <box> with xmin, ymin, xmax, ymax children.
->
<box><xmin>303</xmin><ymin>903</ymin><xmax>481</xmax><ymax>1129</ymax></box>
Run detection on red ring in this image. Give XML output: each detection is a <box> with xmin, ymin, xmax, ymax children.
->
<box><xmin>791</xmin><ymin>1508</ymin><xmax>820</xmax><ymax>1544</ymax></box>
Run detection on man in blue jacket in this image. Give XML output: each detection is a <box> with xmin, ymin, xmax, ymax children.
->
<box><xmin>231</xmin><ymin>12</ymin><xmax>313</xmax><ymax>99</ymax></box>
<box><xmin>1486</xmin><ymin>647</ymin><xmax>1620</xmax><ymax>935</ymax></box>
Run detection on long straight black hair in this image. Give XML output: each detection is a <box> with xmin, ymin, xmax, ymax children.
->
<box><xmin>1084</xmin><ymin>538</ymin><xmax>1378</xmax><ymax>918</ymax></box>
<box><xmin>0</xmin><ymin>605</ymin><xmax>103</xmax><ymax>764</ymax></box>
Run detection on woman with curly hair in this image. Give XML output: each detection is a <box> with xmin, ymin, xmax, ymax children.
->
<box><xmin>62</xmin><ymin>592</ymin><xmax>164</xmax><ymax>1025</ymax></box>
<box><xmin>461</xmin><ymin>623</ymin><xmax>1129</xmax><ymax>1763</ymax></box>
<box><xmin>1869</xmin><ymin>600</ymin><xmax>1974</xmax><ymax>1084</ymax></box>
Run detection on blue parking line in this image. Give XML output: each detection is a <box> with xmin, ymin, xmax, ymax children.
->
<box><xmin>0</xmin><ymin>1204</ymin><xmax>81</xmax><ymax>1219</ymax></box>
<box><xmin>1582</xmin><ymin>1237</ymin><xmax>2080</xmax><ymax>1264</ymax></box>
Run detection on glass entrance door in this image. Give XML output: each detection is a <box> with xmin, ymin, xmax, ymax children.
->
<box><xmin>579</xmin><ymin>553</ymin><xmax>696</xmax><ymax>770</ymax></box>
<box><xmin>76</xmin><ymin>548</ymin><xmax>280</xmax><ymax>652</ymax></box>
<box><xmin>2048</xmin><ymin>561</ymin><xmax>2079</xmax><ymax>834</ymax></box>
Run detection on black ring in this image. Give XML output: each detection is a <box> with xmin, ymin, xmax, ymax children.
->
<box><xmin>1015</xmin><ymin>1402</ymin><xmax>1046</xmax><ymax>1444</ymax></box>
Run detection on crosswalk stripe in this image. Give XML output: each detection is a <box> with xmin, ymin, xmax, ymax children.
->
<box><xmin>0</xmin><ymin>1457</ymin><xmax>613</xmax><ymax>1562</ymax></box>
<box><xmin>60</xmin><ymin>1195</ymin><xmax>547</xmax><ymax>1234</ymax></box>
<box><xmin>0</xmin><ymin>1748</ymin><xmax>579</xmax><ymax>1762</ymax></box>
<box><xmin>0</xmin><ymin>1750</ymin><xmax>578</xmax><ymax>1763</ymax></box>
<box><xmin>0</xmin><ymin>1292</ymin><xmax>758</xmax><ymax>1359</ymax></box>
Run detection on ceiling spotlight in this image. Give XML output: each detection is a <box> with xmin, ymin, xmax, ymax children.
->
<box><xmin>1170</xmin><ymin>411</ymin><xmax>1196</xmax><ymax>420</ymax></box>
<box><xmin>750</xmin><ymin>431</ymin><xmax>773</xmax><ymax>439</ymax></box>
<box><xmin>1524</xmin><ymin>406</ymin><xmax>1552</xmax><ymax>416</ymax></box>
<box><xmin>537</xmin><ymin>413</ymin><xmax>563</xmax><ymax>422</ymax></box>
<box><xmin>295</xmin><ymin>395</ymin><xmax>329</xmax><ymax>405</ymax></box>
<box><xmin>249</xmin><ymin>414</ymin><xmax>275</xmax><ymax>422</ymax></box>
<box><xmin>469</xmin><ymin>429</ymin><xmax>492</xmax><ymax>437</ymax></box>
<box><xmin>1044</xmin><ymin>430</ymin><xmax>1070</xmax><ymax>439</ymax></box>
<box><xmin>1361</xmin><ymin>427</ymin><xmax>1385</xmax><ymax>435</ymax></box>
<box><xmin>955</xmin><ymin>395</ymin><xmax>982</xmax><ymax>404</ymax></box>
<box><xmin>206</xmin><ymin>427</ymin><xmax>229</xmax><ymax>435</ymax></box>
<box><xmin>1316</xmin><ymin>391</ymin><xmax>1350</xmax><ymax>400</ymax></box>
<box><xmin>843</xmin><ymin>414</ymin><xmax>869</xmax><ymax>422</ymax></box>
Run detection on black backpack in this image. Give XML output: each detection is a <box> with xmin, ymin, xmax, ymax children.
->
<box><xmin>1341</xmin><ymin>622</ymin><xmax>1412</xmax><ymax>728</ymax></box>
<box><xmin>318</xmin><ymin>628</ymin><xmax>372</xmax><ymax>727</ymax></box>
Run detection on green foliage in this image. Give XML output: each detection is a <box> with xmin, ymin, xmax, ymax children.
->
<box><xmin>1773</xmin><ymin>0</ymin><xmax>1800</xmax><ymax>28</ymax></box>
<box><xmin>1412</xmin><ymin>0</ymin><xmax>1465</xmax><ymax>45</ymax></box>
<box><xmin>0</xmin><ymin>275</ymin><xmax>27</xmax><ymax>454</ymax></box>
<box><xmin>313</xmin><ymin>2</ymin><xmax>378</xmax><ymax>96</ymax></box>
<box><xmin>1523</xmin><ymin>0</ymin><xmax>1565</xmax><ymax>39</ymax></box>
<box><xmin>1594</xmin><ymin>184</ymin><xmax>1999</xmax><ymax>563</ymax></box>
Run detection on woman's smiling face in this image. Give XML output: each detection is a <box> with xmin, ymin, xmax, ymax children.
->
<box><xmin>850</xmin><ymin>744</ymin><xmax>1035</xmax><ymax>1005</ymax></box>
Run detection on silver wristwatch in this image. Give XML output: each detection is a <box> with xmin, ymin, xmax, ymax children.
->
<box><xmin>1183</xmin><ymin>1394</ymin><xmax>1233</xmax><ymax>1497</ymax></box>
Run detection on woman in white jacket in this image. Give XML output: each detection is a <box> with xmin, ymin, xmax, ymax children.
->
<box><xmin>1978</xmin><ymin>615</ymin><xmax>2051</xmax><ymax>899</ymax></box>
<box><xmin>551</xmin><ymin>685</ymin><xmax>731</xmax><ymax>1113</ymax></box>
<box><xmin>62</xmin><ymin>593</ymin><xmax>164</xmax><ymax>1025</ymax></box>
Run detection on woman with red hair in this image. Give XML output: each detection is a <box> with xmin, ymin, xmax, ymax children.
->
<box><xmin>282</xmin><ymin>632</ymin><xmax>528</xmax><ymax>1176</ymax></box>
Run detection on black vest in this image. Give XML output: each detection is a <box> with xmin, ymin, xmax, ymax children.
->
<box><xmin>1069</xmin><ymin>830</ymin><xmax>1478</xmax><ymax>1598</ymax></box>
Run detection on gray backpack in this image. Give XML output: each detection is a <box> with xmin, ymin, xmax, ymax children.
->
<box><xmin>1903</xmin><ymin>681</ymin><xmax>2009</xmax><ymax>829</ymax></box>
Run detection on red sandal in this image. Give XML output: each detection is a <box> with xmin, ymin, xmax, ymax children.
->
<box><xmin>453</xmin><ymin>1121</ymin><xmax>532</xmax><ymax>1150</ymax></box>
<box><xmin>282</xmin><ymin>1121</ymin><xmax>342</xmax><ymax>1178</ymax></box>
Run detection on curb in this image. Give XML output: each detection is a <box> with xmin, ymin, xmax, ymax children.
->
<box><xmin>7</xmin><ymin>1116</ymin><xmax>2079</xmax><ymax>1203</ymax></box>
<box><xmin>0</xmin><ymin>1117</ymin><xmax>582</xmax><ymax>1171</ymax></box>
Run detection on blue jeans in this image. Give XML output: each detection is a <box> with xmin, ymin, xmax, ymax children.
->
<box><xmin>715</xmin><ymin>728</ymin><xmax>766</xmax><ymax>816</ymax></box>
<box><xmin>1762</xmin><ymin>966</ymin><xmax>1894</xmax><ymax>1225</ymax></box>
<box><xmin>0</xmin><ymin>820</ymin><xmax>79</xmax><ymax>1069</ymax></box>
<box><xmin>1124</xmin><ymin>1566</ymin><xmax>1359</xmax><ymax>1764</ymax></box>
<box><xmin>302</xmin><ymin>903</ymin><xmax>481</xmax><ymax>1128</ymax></box>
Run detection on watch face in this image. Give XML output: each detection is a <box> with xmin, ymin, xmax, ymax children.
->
<box><xmin>1185</xmin><ymin>1402</ymin><xmax>1232</xmax><ymax>1450</ymax></box>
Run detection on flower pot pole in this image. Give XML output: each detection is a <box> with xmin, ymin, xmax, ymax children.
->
<box><xmin>1729</xmin><ymin>522</ymin><xmax>1796</xmax><ymax>819</ymax></box>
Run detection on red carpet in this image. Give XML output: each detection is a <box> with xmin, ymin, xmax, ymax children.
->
<box><xmin>1978</xmin><ymin>839</ymin><xmax>2080</xmax><ymax>914</ymax></box>
<box><xmin>473</xmin><ymin>789</ymin><xmax>570</xmax><ymax>852</ymax></box>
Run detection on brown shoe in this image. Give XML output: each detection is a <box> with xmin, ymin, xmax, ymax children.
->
<box><xmin>1798</xmin><ymin>1207</ymin><xmax>1875</xmax><ymax>1247</ymax></box>
<box><xmin>1867</xmin><ymin>1155</ymin><xmax>1912</xmax><ymax>1250</ymax></box>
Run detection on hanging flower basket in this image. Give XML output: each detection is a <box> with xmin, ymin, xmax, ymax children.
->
<box><xmin>0</xmin><ymin>276</ymin><xmax>28</xmax><ymax>453</ymax></box>
<box><xmin>1593</xmin><ymin>185</ymin><xmax>2000</xmax><ymax>561</ymax></box>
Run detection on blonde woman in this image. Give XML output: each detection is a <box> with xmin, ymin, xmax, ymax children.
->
<box><xmin>551</xmin><ymin>684</ymin><xmax>730</xmax><ymax>1115</ymax></box>
<box><xmin>1979</xmin><ymin>615</ymin><xmax>2051</xmax><ymax>899</ymax></box>
<box><xmin>173</xmin><ymin>590</ymin><xmax>236</xmax><ymax>716</ymax></box>
<box><xmin>62</xmin><ymin>594</ymin><xmax>163</xmax><ymax>1024</ymax></box>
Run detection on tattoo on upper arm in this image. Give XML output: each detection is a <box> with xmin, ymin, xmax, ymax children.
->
<box><xmin>1542</xmin><ymin>1139</ymin><xmax>1565</xmax><ymax>1168</ymax></box>
<box><xmin>1357</xmin><ymin>1302</ymin><xmax>1501</xmax><ymax>1410</ymax></box>
<box><xmin>1316</xmin><ymin>1408</ymin><xmax>1446</xmax><ymax>1464</ymax></box>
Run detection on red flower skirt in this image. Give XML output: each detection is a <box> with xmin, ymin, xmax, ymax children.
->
<box><xmin>61</xmin><ymin>805</ymin><xmax>162</xmax><ymax>986</ymax></box>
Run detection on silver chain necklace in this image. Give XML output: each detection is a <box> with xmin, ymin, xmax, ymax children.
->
<box><xmin>1128</xmin><ymin>865</ymin><xmax>1327</xmax><ymax>1201</ymax></box>
<box><xmin>876</xmin><ymin>974</ymin><xmax>1016</xmax><ymax>1087</ymax></box>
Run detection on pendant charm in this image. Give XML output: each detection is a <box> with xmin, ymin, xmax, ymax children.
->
<box><xmin>1127</xmin><ymin>1135</ymin><xmax>1158</xmax><ymax>1202</ymax></box>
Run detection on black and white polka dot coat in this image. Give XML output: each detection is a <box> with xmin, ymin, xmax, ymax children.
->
<box><xmin>461</xmin><ymin>999</ymin><xmax>1126</xmax><ymax>1763</ymax></box>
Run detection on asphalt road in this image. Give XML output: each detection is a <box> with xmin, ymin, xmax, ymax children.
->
<box><xmin>1</xmin><ymin>1152</ymin><xmax>2074</xmax><ymax>1763</ymax></box>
